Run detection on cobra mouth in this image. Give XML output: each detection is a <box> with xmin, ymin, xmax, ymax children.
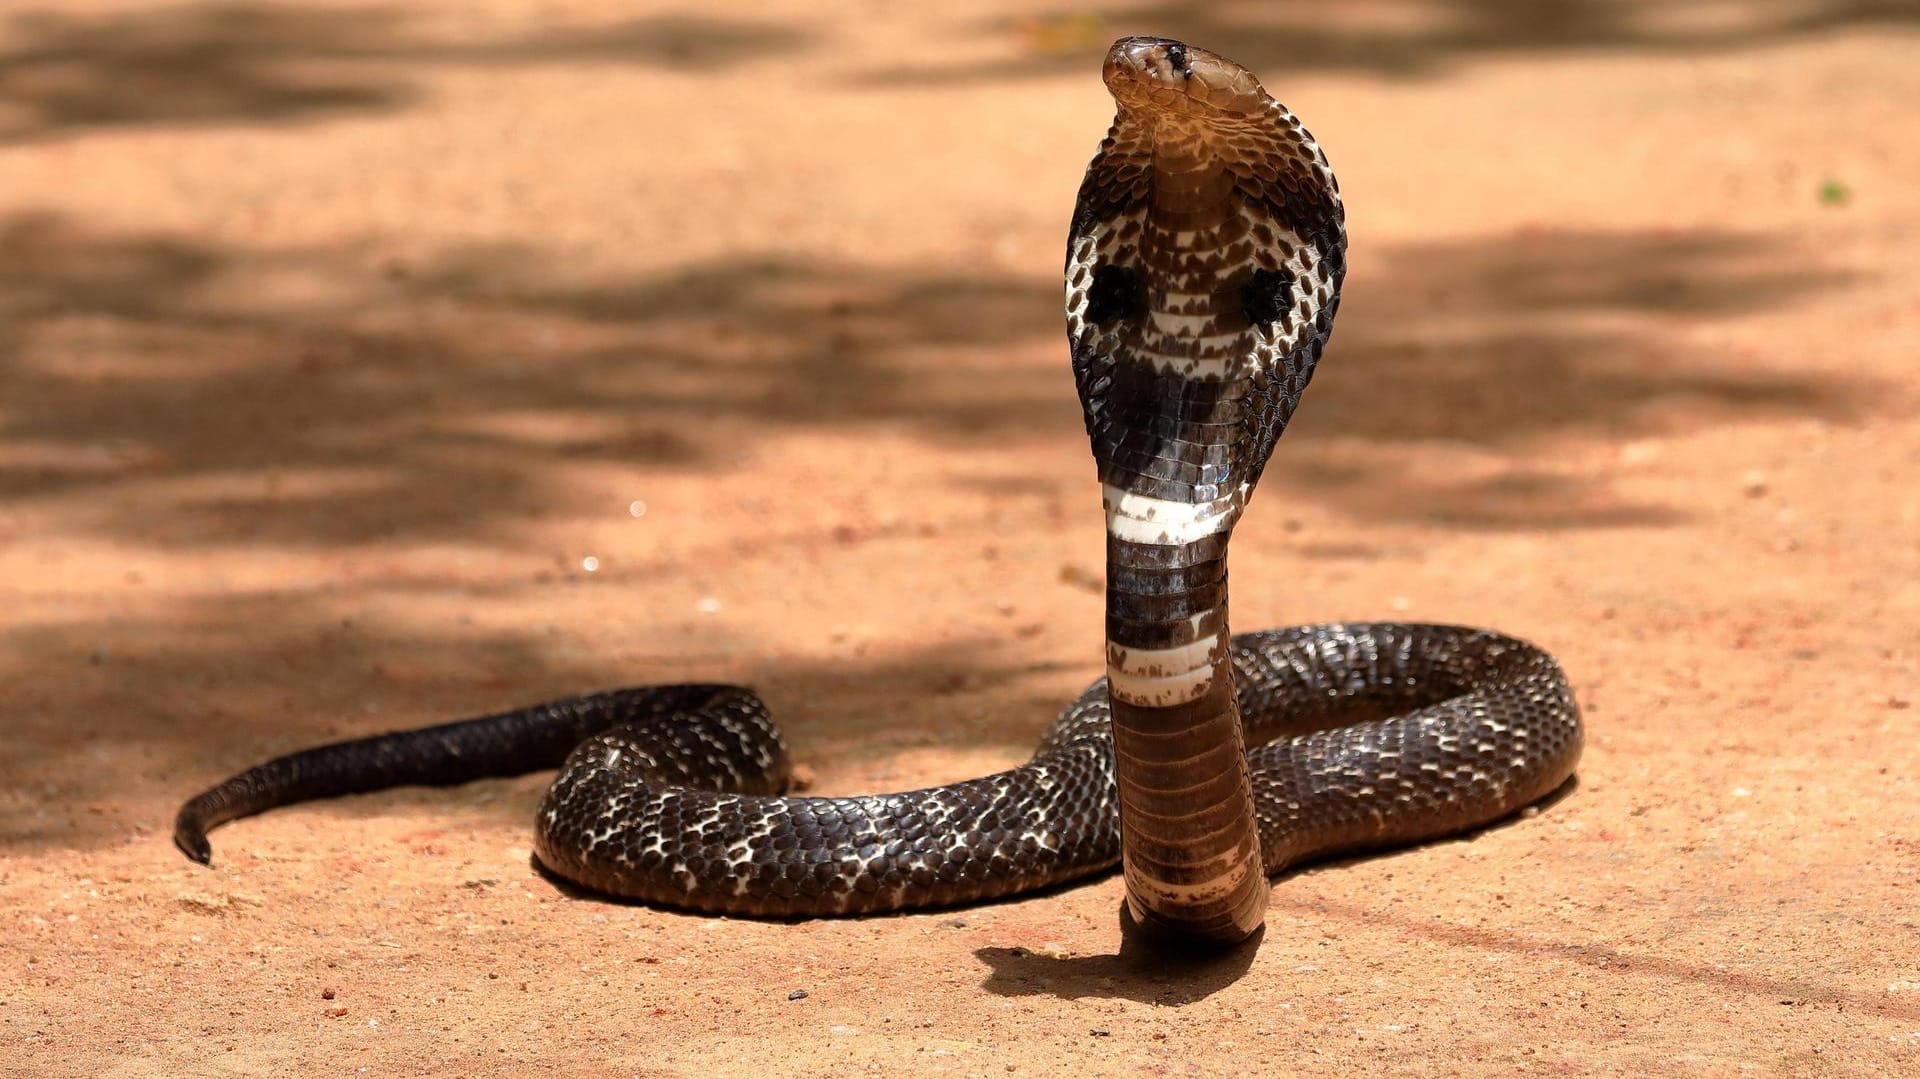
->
<box><xmin>1102</xmin><ymin>36</ymin><xmax>1270</xmax><ymax>119</ymax></box>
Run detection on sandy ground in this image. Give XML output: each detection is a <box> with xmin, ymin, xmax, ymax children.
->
<box><xmin>3</xmin><ymin>1</ymin><xmax>1918</xmax><ymax>1076</ymax></box>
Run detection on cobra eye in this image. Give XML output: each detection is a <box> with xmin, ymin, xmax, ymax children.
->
<box><xmin>1165</xmin><ymin>44</ymin><xmax>1189</xmax><ymax>75</ymax></box>
<box><xmin>1240</xmin><ymin>267</ymin><xmax>1296</xmax><ymax>327</ymax></box>
<box><xmin>1085</xmin><ymin>265</ymin><xmax>1144</xmax><ymax>326</ymax></box>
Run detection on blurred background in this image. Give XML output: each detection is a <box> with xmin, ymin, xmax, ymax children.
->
<box><xmin>4</xmin><ymin>2</ymin><xmax>1916</xmax><ymax>1074</ymax></box>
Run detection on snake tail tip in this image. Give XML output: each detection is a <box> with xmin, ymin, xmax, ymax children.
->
<box><xmin>174</xmin><ymin>831</ymin><xmax>214</xmax><ymax>866</ymax></box>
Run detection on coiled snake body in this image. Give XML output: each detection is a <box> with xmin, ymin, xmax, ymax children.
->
<box><xmin>176</xmin><ymin>38</ymin><xmax>1582</xmax><ymax>945</ymax></box>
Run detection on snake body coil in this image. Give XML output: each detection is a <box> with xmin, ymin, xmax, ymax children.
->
<box><xmin>175</xmin><ymin>39</ymin><xmax>1582</xmax><ymax>944</ymax></box>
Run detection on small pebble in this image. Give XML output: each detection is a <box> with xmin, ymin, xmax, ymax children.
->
<box><xmin>788</xmin><ymin>989</ymin><xmax>808</xmax><ymax>1001</ymax></box>
<box><xmin>628</xmin><ymin>500</ymin><xmax>648</xmax><ymax>518</ymax></box>
<box><xmin>696</xmin><ymin>597</ymin><xmax>723</xmax><ymax>614</ymax></box>
<box><xmin>580</xmin><ymin>556</ymin><xmax>599</xmax><ymax>573</ymax></box>
<box><xmin>1089</xmin><ymin>1028</ymin><xmax>1110</xmax><ymax>1037</ymax></box>
<box><xmin>1741</xmin><ymin>471</ymin><xmax>1769</xmax><ymax>498</ymax></box>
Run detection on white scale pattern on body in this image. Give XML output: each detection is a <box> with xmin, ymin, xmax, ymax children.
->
<box><xmin>1101</xmin><ymin>484</ymin><xmax>1244</xmax><ymax>707</ymax></box>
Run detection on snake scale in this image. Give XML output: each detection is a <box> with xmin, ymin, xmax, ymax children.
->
<box><xmin>176</xmin><ymin>38</ymin><xmax>1583</xmax><ymax>945</ymax></box>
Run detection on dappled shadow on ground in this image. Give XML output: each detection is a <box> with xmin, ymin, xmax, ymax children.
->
<box><xmin>1283</xmin><ymin>228</ymin><xmax>1870</xmax><ymax>528</ymax></box>
<box><xmin>8</xmin><ymin>0</ymin><xmax>1909</xmax><ymax>143</ymax></box>
<box><xmin>0</xmin><ymin>212</ymin><xmax>1065</xmax><ymax>546</ymax></box>
<box><xmin>865</xmin><ymin>0</ymin><xmax>1920</xmax><ymax>85</ymax></box>
<box><xmin>0</xmin><ymin>215</ymin><xmax>1877</xmax><ymax>548</ymax></box>
<box><xmin>0</xmin><ymin>215</ymin><xmax>1884</xmax><ymax>853</ymax></box>
<box><xmin>0</xmin><ymin>4</ymin><xmax>803</xmax><ymax>142</ymax></box>
<box><xmin>0</xmin><ymin>584</ymin><xmax>1086</xmax><ymax>855</ymax></box>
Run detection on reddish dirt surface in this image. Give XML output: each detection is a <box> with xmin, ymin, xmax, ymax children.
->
<box><xmin>4</xmin><ymin>3</ymin><xmax>1918</xmax><ymax>1076</ymax></box>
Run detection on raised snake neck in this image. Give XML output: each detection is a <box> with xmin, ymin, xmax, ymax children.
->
<box><xmin>175</xmin><ymin>38</ymin><xmax>1582</xmax><ymax>946</ymax></box>
<box><xmin>1067</xmin><ymin>36</ymin><xmax>1348</xmax><ymax>941</ymax></box>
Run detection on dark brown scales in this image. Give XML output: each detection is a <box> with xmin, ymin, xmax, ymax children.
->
<box><xmin>176</xmin><ymin>626</ymin><xmax>1579</xmax><ymax>917</ymax></box>
<box><xmin>172</xmin><ymin>37</ymin><xmax>1583</xmax><ymax>933</ymax></box>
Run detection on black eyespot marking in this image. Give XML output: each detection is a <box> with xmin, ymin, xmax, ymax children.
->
<box><xmin>1086</xmin><ymin>265</ymin><xmax>1144</xmax><ymax>325</ymax></box>
<box><xmin>1241</xmin><ymin>267</ymin><xmax>1296</xmax><ymax>327</ymax></box>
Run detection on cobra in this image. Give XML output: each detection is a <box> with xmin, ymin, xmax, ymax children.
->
<box><xmin>175</xmin><ymin>37</ymin><xmax>1582</xmax><ymax>946</ymax></box>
